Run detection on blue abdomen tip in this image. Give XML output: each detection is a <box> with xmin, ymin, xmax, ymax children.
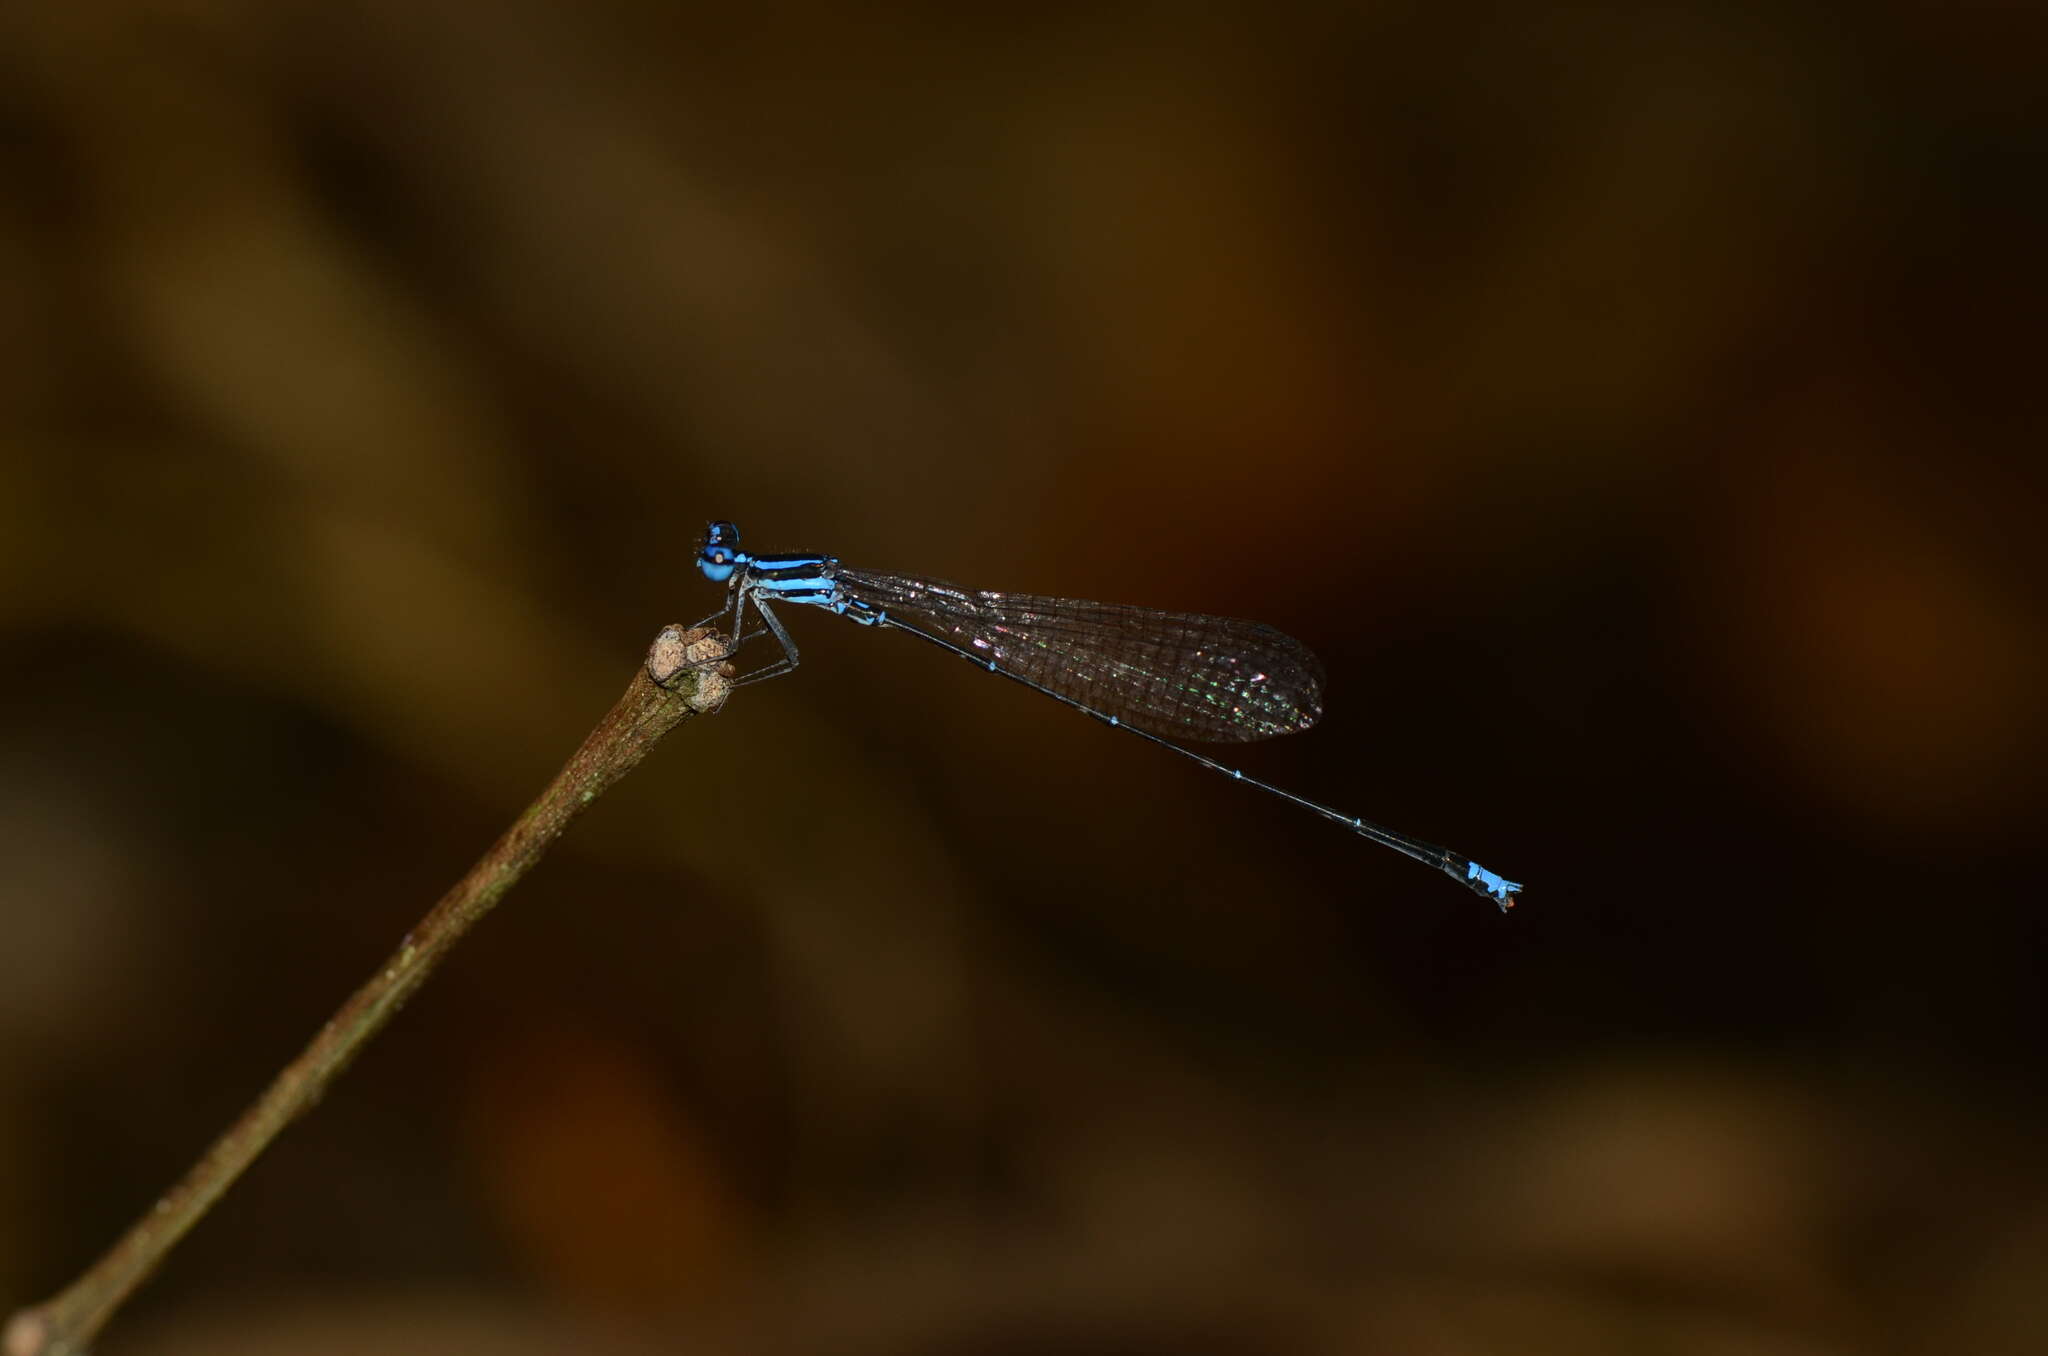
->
<box><xmin>1466</xmin><ymin>862</ymin><xmax>1522</xmax><ymax>909</ymax></box>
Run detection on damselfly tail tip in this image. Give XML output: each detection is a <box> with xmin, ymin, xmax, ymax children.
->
<box><xmin>1460</xmin><ymin>860</ymin><xmax>1522</xmax><ymax>912</ymax></box>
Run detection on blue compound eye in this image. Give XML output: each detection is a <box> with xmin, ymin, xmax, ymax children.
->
<box><xmin>698</xmin><ymin>520</ymin><xmax>743</xmax><ymax>581</ymax></box>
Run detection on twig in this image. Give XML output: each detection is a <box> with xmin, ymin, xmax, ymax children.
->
<box><xmin>4</xmin><ymin>624</ymin><xmax>734</xmax><ymax>1356</ymax></box>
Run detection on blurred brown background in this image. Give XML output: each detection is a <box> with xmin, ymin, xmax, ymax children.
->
<box><xmin>2</xmin><ymin>2</ymin><xmax>2043</xmax><ymax>1353</ymax></box>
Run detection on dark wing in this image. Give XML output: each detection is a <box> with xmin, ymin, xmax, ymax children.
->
<box><xmin>836</xmin><ymin>568</ymin><xmax>1324</xmax><ymax>743</ymax></box>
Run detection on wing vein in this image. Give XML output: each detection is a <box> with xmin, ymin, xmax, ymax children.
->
<box><xmin>837</xmin><ymin>568</ymin><xmax>1324</xmax><ymax>743</ymax></box>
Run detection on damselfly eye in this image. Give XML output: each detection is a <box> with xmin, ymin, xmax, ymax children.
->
<box><xmin>696</xmin><ymin>520</ymin><xmax>746</xmax><ymax>581</ymax></box>
<box><xmin>697</xmin><ymin>522</ymin><xmax>745</xmax><ymax>583</ymax></box>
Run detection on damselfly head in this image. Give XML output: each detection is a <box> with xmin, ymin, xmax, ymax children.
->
<box><xmin>697</xmin><ymin>520</ymin><xmax>744</xmax><ymax>583</ymax></box>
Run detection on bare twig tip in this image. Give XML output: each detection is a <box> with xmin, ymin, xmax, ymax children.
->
<box><xmin>5</xmin><ymin>1310</ymin><xmax>52</xmax><ymax>1356</ymax></box>
<box><xmin>645</xmin><ymin>625</ymin><xmax>692</xmax><ymax>684</ymax></box>
<box><xmin>647</xmin><ymin>624</ymin><xmax>734</xmax><ymax>713</ymax></box>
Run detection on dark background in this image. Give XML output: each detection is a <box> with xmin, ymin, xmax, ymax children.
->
<box><xmin>2</xmin><ymin>3</ymin><xmax>2042</xmax><ymax>1353</ymax></box>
